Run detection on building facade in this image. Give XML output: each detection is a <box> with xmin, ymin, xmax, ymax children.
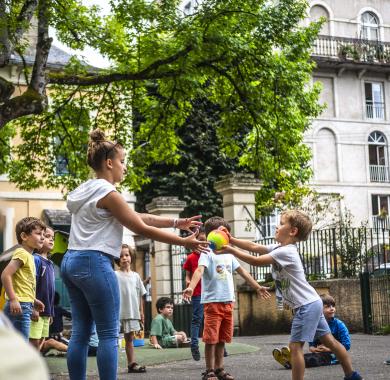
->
<box><xmin>306</xmin><ymin>0</ymin><xmax>390</xmax><ymax>228</ymax></box>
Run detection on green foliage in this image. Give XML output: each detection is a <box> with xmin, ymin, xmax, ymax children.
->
<box><xmin>1</xmin><ymin>0</ymin><xmax>323</xmax><ymax>210</ymax></box>
<box><xmin>135</xmin><ymin>98</ymin><xmax>248</xmax><ymax>219</ymax></box>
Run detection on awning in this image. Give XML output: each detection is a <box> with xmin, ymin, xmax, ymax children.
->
<box><xmin>43</xmin><ymin>209</ymin><xmax>71</xmax><ymax>233</ymax></box>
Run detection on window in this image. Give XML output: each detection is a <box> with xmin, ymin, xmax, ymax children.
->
<box><xmin>369</xmin><ymin>132</ymin><xmax>389</xmax><ymax>182</ymax></box>
<box><xmin>53</xmin><ymin>136</ymin><xmax>69</xmax><ymax>176</ymax></box>
<box><xmin>361</xmin><ymin>12</ymin><xmax>379</xmax><ymax>41</ymax></box>
<box><xmin>372</xmin><ymin>194</ymin><xmax>390</xmax><ymax>229</ymax></box>
<box><xmin>310</xmin><ymin>5</ymin><xmax>330</xmax><ymax>35</ymax></box>
<box><xmin>259</xmin><ymin>210</ymin><xmax>280</xmax><ymax>239</ymax></box>
<box><xmin>365</xmin><ymin>82</ymin><xmax>384</xmax><ymax>120</ymax></box>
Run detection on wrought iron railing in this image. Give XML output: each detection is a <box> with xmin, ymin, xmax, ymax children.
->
<box><xmin>250</xmin><ymin>227</ymin><xmax>390</xmax><ymax>281</ymax></box>
<box><xmin>370</xmin><ymin>165</ymin><xmax>390</xmax><ymax>182</ymax></box>
<box><xmin>312</xmin><ymin>35</ymin><xmax>390</xmax><ymax>64</ymax></box>
<box><xmin>366</xmin><ymin>102</ymin><xmax>385</xmax><ymax>119</ymax></box>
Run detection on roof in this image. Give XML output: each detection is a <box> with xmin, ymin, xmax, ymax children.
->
<box><xmin>43</xmin><ymin>209</ymin><xmax>71</xmax><ymax>233</ymax></box>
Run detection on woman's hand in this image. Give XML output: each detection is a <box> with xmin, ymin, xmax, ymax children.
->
<box><xmin>183</xmin><ymin>231</ymin><xmax>209</xmax><ymax>252</ymax></box>
<box><xmin>176</xmin><ymin>215</ymin><xmax>203</xmax><ymax>232</ymax></box>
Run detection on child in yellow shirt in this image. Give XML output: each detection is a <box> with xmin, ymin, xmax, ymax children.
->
<box><xmin>1</xmin><ymin>217</ymin><xmax>46</xmax><ymax>339</ymax></box>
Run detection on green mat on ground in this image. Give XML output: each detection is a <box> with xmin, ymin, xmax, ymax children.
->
<box><xmin>45</xmin><ymin>341</ymin><xmax>259</xmax><ymax>375</ymax></box>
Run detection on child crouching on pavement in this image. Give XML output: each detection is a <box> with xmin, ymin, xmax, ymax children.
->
<box><xmin>222</xmin><ymin>210</ymin><xmax>364</xmax><ymax>380</ymax></box>
<box><xmin>183</xmin><ymin>216</ymin><xmax>271</xmax><ymax>380</ymax></box>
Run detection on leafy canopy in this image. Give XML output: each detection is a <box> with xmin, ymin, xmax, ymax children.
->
<box><xmin>0</xmin><ymin>0</ymin><xmax>323</xmax><ymax>212</ymax></box>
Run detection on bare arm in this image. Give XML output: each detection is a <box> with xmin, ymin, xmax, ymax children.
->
<box><xmin>150</xmin><ymin>335</ymin><xmax>162</xmax><ymax>349</ymax></box>
<box><xmin>139</xmin><ymin>213</ymin><xmax>202</xmax><ymax>231</ymax></box>
<box><xmin>223</xmin><ymin>245</ymin><xmax>275</xmax><ymax>267</ymax></box>
<box><xmin>229</xmin><ymin>236</ymin><xmax>269</xmax><ymax>255</ymax></box>
<box><xmin>183</xmin><ymin>266</ymin><xmax>205</xmax><ymax>301</ymax></box>
<box><xmin>185</xmin><ymin>270</ymin><xmax>191</xmax><ymax>287</ymax></box>
<box><xmin>97</xmin><ymin>192</ymin><xmax>205</xmax><ymax>251</ymax></box>
<box><xmin>236</xmin><ymin>267</ymin><xmax>271</xmax><ymax>300</ymax></box>
<box><xmin>1</xmin><ymin>259</ymin><xmax>22</xmax><ymax>314</ymax></box>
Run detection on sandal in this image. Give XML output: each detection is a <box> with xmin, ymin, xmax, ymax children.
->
<box><xmin>128</xmin><ymin>362</ymin><xmax>146</xmax><ymax>373</ymax></box>
<box><xmin>215</xmin><ymin>368</ymin><xmax>234</xmax><ymax>380</ymax></box>
<box><xmin>201</xmin><ymin>369</ymin><xmax>218</xmax><ymax>380</ymax></box>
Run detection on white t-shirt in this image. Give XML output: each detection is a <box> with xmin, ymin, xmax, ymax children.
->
<box><xmin>67</xmin><ymin>179</ymin><xmax>123</xmax><ymax>258</ymax></box>
<box><xmin>115</xmin><ymin>271</ymin><xmax>147</xmax><ymax>320</ymax></box>
<box><xmin>198</xmin><ymin>249</ymin><xmax>240</xmax><ymax>304</ymax></box>
<box><xmin>268</xmin><ymin>244</ymin><xmax>320</xmax><ymax>309</ymax></box>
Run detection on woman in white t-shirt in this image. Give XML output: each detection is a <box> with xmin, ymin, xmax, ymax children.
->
<box><xmin>61</xmin><ymin>129</ymin><xmax>205</xmax><ymax>380</ymax></box>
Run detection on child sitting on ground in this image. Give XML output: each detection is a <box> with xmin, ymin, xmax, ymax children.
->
<box><xmin>222</xmin><ymin>210</ymin><xmax>363</xmax><ymax>380</ymax></box>
<box><xmin>183</xmin><ymin>216</ymin><xmax>271</xmax><ymax>380</ymax></box>
<box><xmin>1</xmin><ymin>217</ymin><xmax>45</xmax><ymax>340</ymax></box>
<box><xmin>115</xmin><ymin>244</ymin><xmax>147</xmax><ymax>373</ymax></box>
<box><xmin>273</xmin><ymin>293</ymin><xmax>351</xmax><ymax>368</ymax></box>
<box><xmin>150</xmin><ymin>297</ymin><xmax>190</xmax><ymax>349</ymax></box>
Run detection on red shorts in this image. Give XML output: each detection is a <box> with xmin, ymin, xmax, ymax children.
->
<box><xmin>202</xmin><ymin>302</ymin><xmax>234</xmax><ymax>344</ymax></box>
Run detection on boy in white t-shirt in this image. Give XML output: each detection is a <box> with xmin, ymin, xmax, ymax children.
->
<box><xmin>222</xmin><ymin>210</ymin><xmax>363</xmax><ymax>380</ymax></box>
<box><xmin>183</xmin><ymin>216</ymin><xmax>271</xmax><ymax>380</ymax></box>
<box><xmin>115</xmin><ymin>244</ymin><xmax>147</xmax><ymax>373</ymax></box>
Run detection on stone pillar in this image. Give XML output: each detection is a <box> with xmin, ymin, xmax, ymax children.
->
<box><xmin>214</xmin><ymin>173</ymin><xmax>262</xmax><ymax>240</ymax></box>
<box><xmin>215</xmin><ymin>173</ymin><xmax>262</xmax><ymax>335</ymax></box>
<box><xmin>146</xmin><ymin>197</ymin><xmax>186</xmax><ymax>304</ymax></box>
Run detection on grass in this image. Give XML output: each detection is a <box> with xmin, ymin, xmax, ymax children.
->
<box><xmin>45</xmin><ymin>340</ymin><xmax>260</xmax><ymax>375</ymax></box>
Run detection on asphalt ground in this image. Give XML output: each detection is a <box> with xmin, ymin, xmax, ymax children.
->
<box><xmin>50</xmin><ymin>333</ymin><xmax>390</xmax><ymax>379</ymax></box>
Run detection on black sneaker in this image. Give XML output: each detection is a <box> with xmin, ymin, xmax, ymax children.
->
<box><xmin>344</xmin><ymin>371</ymin><xmax>364</xmax><ymax>380</ymax></box>
<box><xmin>224</xmin><ymin>348</ymin><xmax>228</xmax><ymax>357</ymax></box>
<box><xmin>191</xmin><ymin>346</ymin><xmax>201</xmax><ymax>361</ymax></box>
<box><xmin>384</xmin><ymin>359</ymin><xmax>390</xmax><ymax>365</ymax></box>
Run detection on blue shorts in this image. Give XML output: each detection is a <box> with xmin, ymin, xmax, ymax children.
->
<box><xmin>290</xmin><ymin>299</ymin><xmax>330</xmax><ymax>343</ymax></box>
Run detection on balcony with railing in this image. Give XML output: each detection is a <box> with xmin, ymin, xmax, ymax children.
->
<box><xmin>372</xmin><ymin>215</ymin><xmax>390</xmax><ymax>230</ymax></box>
<box><xmin>370</xmin><ymin>165</ymin><xmax>390</xmax><ymax>182</ymax></box>
<box><xmin>366</xmin><ymin>102</ymin><xmax>385</xmax><ymax>119</ymax></box>
<box><xmin>312</xmin><ymin>35</ymin><xmax>390</xmax><ymax>66</ymax></box>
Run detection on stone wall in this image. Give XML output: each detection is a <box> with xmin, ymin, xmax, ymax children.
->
<box><xmin>237</xmin><ymin>278</ymin><xmax>363</xmax><ymax>335</ymax></box>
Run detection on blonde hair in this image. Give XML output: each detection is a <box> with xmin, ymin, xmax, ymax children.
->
<box><xmin>87</xmin><ymin>129</ymin><xmax>123</xmax><ymax>171</ymax></box>
<box><xmin>282</xmin><ymin>210</ymin><xmax>312</xmax><ymax>241</ymax></box>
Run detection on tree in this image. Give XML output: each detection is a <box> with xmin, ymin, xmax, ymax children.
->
<box><xmin>0</xmin><ymin>0</ymin><xmax>323</xmax><ymax>211</ymax></box>
<box><xmin>135</xmin><ymin>98</ymin><xmax>248</xmax><ymax>219</ymax></box>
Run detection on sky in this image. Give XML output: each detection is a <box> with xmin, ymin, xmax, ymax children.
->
<box><xmin>50</xmin><ymin>0</ymin><xmax>111</xmax><ymax>68</ymax></box>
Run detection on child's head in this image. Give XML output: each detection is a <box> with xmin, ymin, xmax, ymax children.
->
<box><xmin>87</xmin><ymin>129</ymin><xmax>125</xmax><ymax>178</ymax></box>
<box><xmin>194</xmin><ymin>226</ymin><xmax>206</xmax><ymax>242</ymax></box>
<box><xmin>38</xmin><ymin>227</ymin><xmax>55</xmax><ymax>255</ymax></box>
<box><xmin>276</xmin><ymin>210</ymin><xmax>312</xmax><ymax>244</ymax></box>
<box><xmin>15</xmin><ymin>217</ymin><xmax>46</xmax><ymax>249</ymax></box>
<box><xmin>204</xmin><ymin>216</ymin><xmax>231</xmax><ymax>236</ymax></box>
<box><xmin>119</xmin><ymin>244</ymin><xmax>135</xmax><ymax>269</ymax></box>
<box><xmin>321</xmin><ymin>294</ymin><xmax>336</xmax><ymax>320</ymax></box>
<box><xmin>156</xmin><ymin>297</ymin><xmax>174</xmax><ymax>317</ymax></box>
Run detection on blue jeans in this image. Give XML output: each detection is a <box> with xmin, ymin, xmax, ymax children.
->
<box><xmin>191</xmin><ymin>296</ymin><xmax>204</xmax><ymax>349</ymax></box>
<box><xmin>61</xmin><ymin>250</ymin><xmax>120</xmax><ymax>380</ymax></box>
<box><xmin>3</xmin><ymin>301</ymin><xmax>32</xmax><ymax>340</ymax></box>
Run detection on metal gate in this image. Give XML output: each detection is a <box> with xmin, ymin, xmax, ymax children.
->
<box><xmin>360</xmin><ymin>271</ymin><xmax>390</xmax><ymax>334</ymax></box>
<box><xmin>169</xmin><ymin>245</ymin><xmax>193</xmax><ymax>336</ymax></box>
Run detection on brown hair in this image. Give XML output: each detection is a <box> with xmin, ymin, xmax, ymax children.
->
<box><xmin>321</xmin><ymin>294</ymin><xmax>336</xmax><ymax>307</ymax></box>
<box><xmin>15</xmin><ymin>217</ymin><xmax>46</xmax><ymax>244</ymax></box>
<box><xmin>87</xmin><ymin>129</ymin><xmax>123</xmax><ymax>171</ymax></box>
<box><xmin>121</xmin><ymin>244</ymin><xmax>135</xmax><ymax>260</ymax></box>
<box><xmin>282</xmin><ymin>210</ymin><xmax>312</xmax><ymax>241</ymax></box>
<box><xmin>204</xmin><ymin>216</ymin><xmax>231</xmax><ymax>236</ymax></box>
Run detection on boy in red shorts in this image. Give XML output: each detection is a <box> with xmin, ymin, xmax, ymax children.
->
<box><xmin>183</xmin><ymin>217</ymin><xmax>270</xmax><ymax>380</ymax></box>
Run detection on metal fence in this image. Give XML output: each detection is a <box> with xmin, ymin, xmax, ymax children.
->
<box><xmin>249</xmin><ymin>227</ymin><xmax>390</xmax><ymax>281</ymax></box>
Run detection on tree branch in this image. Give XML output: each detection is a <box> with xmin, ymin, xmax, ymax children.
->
<box><xmin>15</xmin><ymin>0</ymin><xmax>39</xmax><ymax>43</ymax></box>
<box><xmin>49</xmin><ymin>45</ymin><xmax>194</xmax><ymax>85</ymax></box>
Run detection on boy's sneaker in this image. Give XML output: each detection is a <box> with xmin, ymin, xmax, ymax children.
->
<box><xmin>191</xmin><ymin>346</ymin><xmax>201</xmax><ymax>361</ymax></box>
<box><xmin>344</xmin><ymin>371</ymin><xmax>364</xmax><ymax>380</ymax></box>
<box><xmin>384</xmin><ymin>359</ymin><xmax>390</xmax><ymax>365</ymax></box>
<box><xmin>281</xmin><ymin>346</ymin><xmax>291</xmax><ymax>363</ymax></box>
<box><xmin>272</xmin><ymin>348</ymin><xmax>291</xmax><ymax>369</ymax></box>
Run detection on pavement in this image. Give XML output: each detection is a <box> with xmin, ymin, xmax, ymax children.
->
<box><xmin>50</xmin><ymin>334</ymin><xmax>390</xmax><ymax>379</ymax></box>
